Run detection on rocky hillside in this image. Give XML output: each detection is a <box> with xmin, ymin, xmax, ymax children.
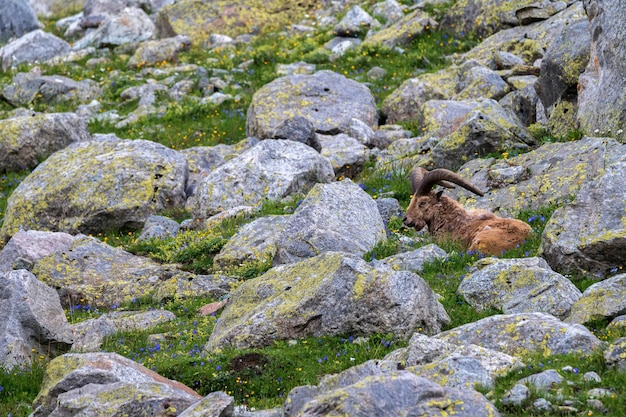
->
<box><xmin>1</xmin><ymin>0</ymin><xmax>626</xmax><ymax>416</ymax></box>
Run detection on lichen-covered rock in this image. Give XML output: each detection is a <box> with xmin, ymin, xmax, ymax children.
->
<box><xmin>0</xmin><ymin>111</ymin><xmax>90</xmax><ymax>173</ymax></box>
<box><xmin>273</xmin><ymin>179</ymin><xmax>386</xmax><ymax>264</ymax></box>
<box><xmin>246</xmin><ymin>70</ymin><xmax>378</xmax><ymax>139</ymax></box>
<box><xmin>127</xmin><ymin>34</ymin><xmax>192</xmax><ymax>68</ymax></box>
<box><xmin>0</xmin><ymin>0</ymin><xmax>40</xmax><ymax>44</ymax></box>
<box><xmin>205</xmin><ymin>251</ymin><xmax>450</xmax><ymax>351</ymax></box>
<box><xmin>333</xmin><ymin>5</ymin><xmax>378</xmax><ymax>37</ymax></box>
<box><xmin>213</xmin><ymin>215</ymin><xmax>289</xmax><ymax>271</ymax></box>
<box><xmin>577</xmin><ymin>0</ymin><xmax>626</xmax><ymax>142</ymax></box>
<box><xmin>0</xmin><ymin>135</ymin><xmax>188</xmax><ymax>241</ymax></box>
<box><xmin>2</xmin><ymin>69</ymin><xmax>103</xmax><ymax>106</ymax></box>
<box><xmin>30</xmin><ymin>235</ymin><xmax>233</xmax><ymax>308</ymax></box>
<box><xmin>565</xmin><ymin>274</ymin><xmax>626</xmax><ymax>325</ymax></box>
<box><xmin>272</xmin><ymin>116</ymin><xmax>322</xmax><ymax>153</ymax></box>
<box><xmin>536</xmin><ymin>18</ymin><xmax>589</xmax><ymax>112</ymax></box>
<box><xmin>0</xmin><ymin>29</ymin><xmax>70</xmax><ymax>71</ymax></box>
<box><xmin>363</xmin><ymin>9</ymin><xmax>436</xmax><ymax>49</ymax></box>
<box><xmin>0</xmin><ymin>230</ymin><xmax>75</xmax><ymax>271</ymax></box>
<box><xmin>283</xmin><ymin>370</ymin><xmax>499</xmax><ymax>417</ymax></box>
<box><xmin>155</xmin><ymin>0</ymin><xmax>323</xmax><ymax>43</ymax></box>
<box><xmin>440</xmin><ymin>0</ymin><xmax>568</xmax><ymax>38</ymax></box>
<box><xmin>448</xmin><ymin>136</ymin><xmax>626</xmax><ymax>216</ymax></box>
<box><xmin>137</xmin><ymin>214</ymin><xmax>180</xmax><ymax>241</ymax></box>
<box><xmin>604</xmin><ymin>337</ymin><xmax>626</xmax><ymax>372</ymax></box>
<box><xmin>71</xmin><ymin>309</ymin><xmax>176</xmax><ymax>352</ymax></box>
<box><xmin>371</xmin><ymin>243</ymin><xmax>447</xmax><ymax>273</ymax></box>
<box><xmin>0</xmin><ymin>269</ymin><xmax>73</xmax><ymax>369</ymax></box>
<box><xmin>30</xmin><ymin>352</ymin><xmax>202</xmax><ymax>416</ymax></box>
<box><xmin>411</xmin><ymin>98</ymin><xmax>535</xmax><ymax>171</ymax></box>
<box><xmin>178</xmin><ymin>391</ymin><xmax>234</xmax><ymax>417</ymax></box>
<box><xmin>435</xmin><ymin>312</ymin><xmax>604</xmax><ymax>357</ymax></box>
<box><xmin>458</xmin><ymin>257</ymin><xmax>582</xmax><ymax>319</ymax></box>
<box><xmin>541</xmin><ymin>160</ymin><xmax>626</xmax><ymax>278</ymax></box>
<box><xmin>186</xmin><ymin>139</ymin><xmax>334</xmax><ymax>217</ymax></box>
<box><xmin>72</xmin><ymin>7</ymin><xmax>155</xmax><ymax>49</ymax></box>
<box><xmin>318</xmin><ymin>133</ymin><xmax>369</xmax><ymax>178</ymax></box>
<box><xmin>454</xmin><ymin>64</ymin><xmax>511</xmax><ymax>101</ymax></box>
<box><xmin>499</xmin><ymin>84</ymin><xmax>539</xmax><ymax>126</ymax></box>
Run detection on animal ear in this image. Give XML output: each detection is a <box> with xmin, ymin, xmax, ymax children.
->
<box><xmin>435</xmin><ymin>190</ymin><xmax>444</xmax><ymax>201</ymax></box>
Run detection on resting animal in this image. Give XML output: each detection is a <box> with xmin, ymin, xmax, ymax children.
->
<box><xmin>403</xmin><ymin>168</ymin><xmax>532</xmax><ymax>256</ymax></box>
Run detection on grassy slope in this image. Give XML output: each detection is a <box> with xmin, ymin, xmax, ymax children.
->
<box><xmin>1</xmin><ymin>4</ymin><xmax>626</xmax><ymax>417</ymax></box>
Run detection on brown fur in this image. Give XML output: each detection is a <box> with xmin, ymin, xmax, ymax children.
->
<box><xmin>404</xmin><ymin>190</ymin><xmax>532</xmax><ymax>256</ymax></box>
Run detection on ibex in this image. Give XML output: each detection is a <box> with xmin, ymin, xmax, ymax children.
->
<box><xmin>403</xmin><ymin>168</ymin><xmax>532</xmax><ymax>256</ymax></box>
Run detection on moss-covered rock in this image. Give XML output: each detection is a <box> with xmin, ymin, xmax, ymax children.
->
<box><xmin>0</xmin><ymin>134</ymin><xmax>188</xmax><ymax>243</ymax></box>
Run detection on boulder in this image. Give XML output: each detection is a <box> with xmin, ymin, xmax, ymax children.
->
<box><xmin>333</xmin><ymin>5</ymin><xmax>378</xmax><ymax>37</ymax></box>
<box><xmin>440</xmin><ymin>0</ymin><xmax>570</xmax><ymax>38</ymax></box>
<box><xmin>535</xmin><ymin>18</ymin><xmax>589</xmax><ymax>113</ymax></box>
<box><xmin>371</xmin><ymin>244</ymin><xmax>447</xmax><ymax>273</ymax></box>
<box><xmin>155</xmin><ymin>0</ymin><xmax>323</xmax><ymax>43</ymax></box>
<box><xmin>0</xmin><ymin>230</ymin><xmax>75</xmax><ymax>272</ymax></box>
<box><xmin>2</xmin><ymin>69</ymin><xmax>103</xmax><ymax>107</ymax></box>
<box><xmin>541</xmin><ymin>160</ymin><xmax>626</xmax><ymax>278</ymax></box>
<box><xmin>127</xmin><ymin>34</ymin><xmax>192</xmax><ymax>68</ymax></box>
<box><xmin>0</xmin><ymin>0</ymin><xmax>40</xmax><ymax>44</ymax></box>
<box><xmin>499</xmin><ymin>84</ymin><xmax>539</xmax><ymax>126</ymax></box>
<box><xmin>0</xmin><ymin>269</ymin><xmax>73</xmax><ymax>369</ymax></box>
<box><xmin>72</xmin><ymin>7</ymin><xmax>155</xmax><ymax>49</ymax></box>
<box><xmin>408</xmin><ymin>98</ymin><xmax>535</xmax><ymax>171</ymax></box>
<box><xmin>206</xmin><ymin>251</ymin><xmax>450</xmax><ymax>351</ymax></box>
<box><xmin>271</xmin><ymin>116</ymin><xmax>322</xmax><ymax>153</ymax></box>
<box><xmin>604</xmin><ymin>337</ymin><xmax>626</xmax><ymax>372</ymax></box>
<box><xmin>186</xmin><ymin>139</ymin><xmax>334</xmax><ymax>217</ymax></box>
<box><xmin>213</xmin><ymin>215</ymin><xmax>289</xmax><ymax>272</ymax></box>
<box><xmin>565</xmin><ymin>274</ymin><xmax>626</xmax><ymax>325</ymax></box>
<box><xmin>246</xmin><ymin>70</ymin><xmax>378</xmax><ymax>139</ymax></box>
<box><xmin>448</xmin><ymin>136</ymin><xmax>626</xmax><ymax>216</ymax></box>
<box><xmin>458</xmin><ymin>257</ymin><xmax>582</xmax><ymax>319</ymax></box>
<box><xmin>577</xmin><ymin>0</ymin><xmax>626</xmax><ymax>142</ymax></box>
<box><xmin>0</xmin><ymin>135</ymin><xmax>188</xmax><ymax>241</ymax></box>
<box><xmin>178</xmin><ymin>391</ymin><xmax>234</xmax><ymax>417</ymax></box>
<box><xmin>30</xmin><ymin>352</ymin><xmax>202</xmax><ymax>416</ymax></box>
<box><xmin>318</xmin><ymin>133</ymin><xmax>369</xmax><ymax>178</ymax></box>
<box><xmin>0</xmin><ymin>111</ymin><xmax>90</xmax><ymax>173</ymax></box>
<box><xmin>71</xmin><ymin>309</ymin><xmax>176</xmax><ymax>352</ymax></box>
<box><xmin>137</xmin><ymin>214</ymin><xmax>180</xmax><ymax>241</ymax></box>
<box><xmin>284</xmin><ymin>370</ymin><xmax>499</xmax><ymax>417</ymax></box>
<box><xmin>273</xmin><ymin>179</ymin><xmax>387</xmax><ymax>265</ymax></box>
<box><xmin>31</xmin><ymin>235</ymin><xmax>234</xmax><ymax>308</ymax></box>
<box><xmin>363</xmin><ymin>9</ymin><xmax>436</xmax><ymax>49</ymax></box>
<box><xmin>0</xmin><ymin>29</ymin><xmax>70</xmax><ymax>70</ymax></box>
<box><xmin>435</xmin><ymin>312</ymin><xmax>604</xmax><ymax>357</ymax></box>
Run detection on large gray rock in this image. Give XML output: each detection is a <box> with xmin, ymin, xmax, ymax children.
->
<box><xmin>400</xmin><ymin>98</ymin><xmax>535</xmax><ymax>171</ymax></box>
<box><xmin>363</xmin><ymin>9</ymin><xmax>436</xmax><ymax>48</ymax></box>
<box><xmin>577</xmin><ymin>0</ymin><xmax>626</xmax><ymax>142</ymax></box>
<box><xmin>372</xmin><ymin>244</ymin><xmax>447</xmax><ymax>273</ymax></box>
<box><xmin>0</xmin><ymin>0</ymin><xmax>40</xmax><ymax>44</ymax></box>
<box><xmin>0</xmin><ymin>29</ymin><xmax>70</xmax><ymax>70</ymax></box>
<box><xmin>246</xmin><ymin>70</ymin><xmax>378</xmax><ymax>139</ymax></box>
<box><xmin>127</xmin><ymin>34</ymin><xmax>192</xmax><ymax>68</ymax></box>
<box><xmin>436</xmin><ymin>312</ymin><xmax>604</xmax><ymax>357</ymax></box>
<box><xmin>541</xmin><ymin>160</ymin><xmax>626</xmax><ymax>278</ymax></box>
<box><xmin>318</xmin><ymin>133</ymin><xmax>369</xmax><ymax>177</ymax></box>
<box><xmin>30</xmin><ymin>352</ymin><xmax>202</xmax><ymax>416</ymax></box>
<box><xmin>274</xmin><ymin>179</ymin><xmax>387</xmax><ymax>265</ymax></box>
<box><xmin>0</xmin><ymin>269</ymin><xmax>73</xmax><ymax>369</ymax></box>
<box><xmin>333</xmin><ymin>5</ymin><xmax>378</xmax><ymax>37</ymax></box>
<box><xmin>565</xmin><ymin>274</ymin><xmax>626</xmax><ymax>325</ymax></box>
<box><xmin>440</xmin><ymin>0</ymin><xmax>570</xmax><ymax>38</ymax></box>
<box><xmin>31</xmin><ymin>235</ymin><xmax>234</xmax><ymax>308</ymax></box>
<box><xmin>449</xmin><ymin>136</ymin><xmax>626</xmax><ymax>216</ymax></box>
<box><xmin>284</xmin><ymin>370</ymin><xmax>499</xmax><ymax>417</ymax></box>
<box><xmin>0</xmin><ymin>135</ymin><xmax>188</xmax><ymax>241</ymax></box>
<box><xmin>0</xmin><ymin>230</ymin><xmax>75</xmax><ymax>272</ymax></box>
<box><xmin>458</xmin><ymin>257</ymin><xmax>582</xmax><ymax>319</ymax></box>
<box><xmin>186</xmin><ymin>139</ymin><xmax>334</xmax><ymax>218</ymax></box>
<box><xmin>205</xmin><ymin>252</ymin><xmax>450</xmax><ymax>351</ymax></box>
<box><xmin>2</xmin><ymin>69</ymin><xmax>103</xmax><ymax>107</ymax></box>
<box><xmin>213</xmin><ymin>215</ymin><xmax>289</xmax><ymax>272</ymax></box>
<box><xmin>72</xmin><ymin>7</ymin><xmax>155</xmax><ymax>49</ymax></box>
<box><xmin>0</xmin><ymin>112</ymin><xmax>90</xmax><ymax>173</ymax></box>
<box><xmin>536</xmin><ymin>18</ymin><xmax>589</xmax><ymax>113</ymax></box>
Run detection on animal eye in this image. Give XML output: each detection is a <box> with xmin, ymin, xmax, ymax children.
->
<box><xmin>418</xmin><ymin>201</ymin><xmax>427</xmax><ymax>208</ymax></box>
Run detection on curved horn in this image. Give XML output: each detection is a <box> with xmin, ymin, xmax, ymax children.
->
<box><xmin>409</xmin><ymin>167</ymin><xmax>456</xmax><ymax>194</ymax></box>
<box><xmin>416</xmin><ymin>168</ymin><xmax>484</xmax><ymax>197</ymax></box>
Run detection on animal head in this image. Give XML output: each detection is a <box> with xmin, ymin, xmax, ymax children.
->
<box><xmin>403</xmin><ymin>168</ymin><xmax>484</xmax><ymax>230</ymax></box>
